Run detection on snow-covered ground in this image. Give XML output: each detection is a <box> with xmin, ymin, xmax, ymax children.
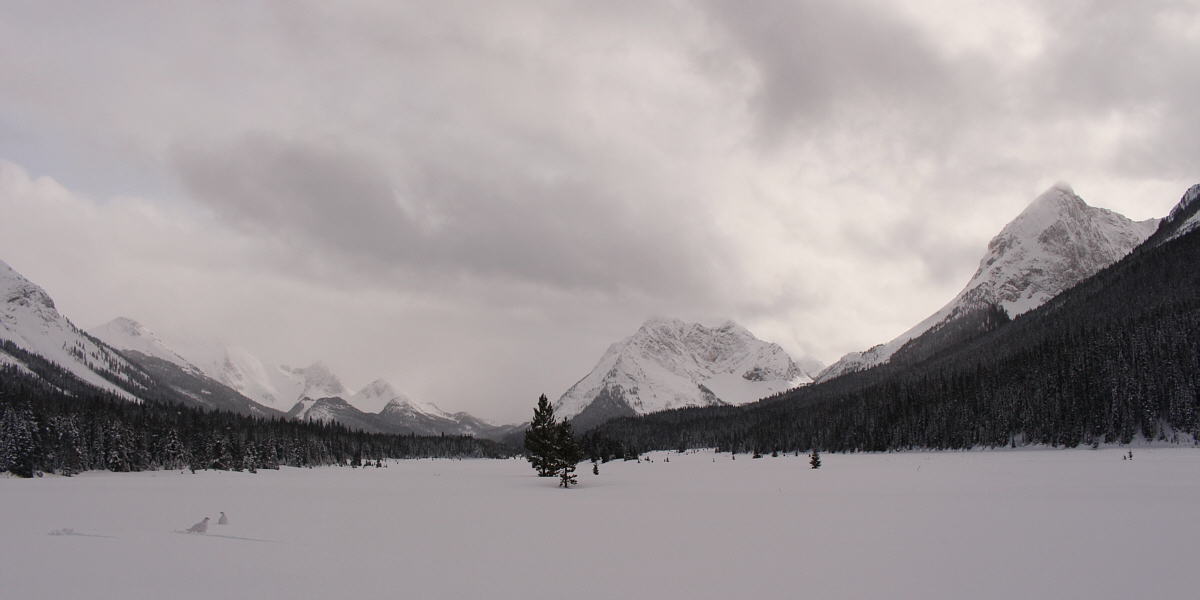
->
<box><xmin>2</xmin><ymin>447</ymin><xmax>1196</xmax><ymax>600</ymax></box>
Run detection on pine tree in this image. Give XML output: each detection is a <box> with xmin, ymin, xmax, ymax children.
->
<box><xmin>554</xmin><ymin>420</ymin><xmax>583</xmax><ymax>488</ymax></box>
<box><xmin>524</xmin><ymin>394</ymin><xmax>559</xmax><ymax>477</ymax></box>
<box><xmin>810</xmin><ymin>449</ymin><xmax>821</xmax><ymax>469</ymax></box>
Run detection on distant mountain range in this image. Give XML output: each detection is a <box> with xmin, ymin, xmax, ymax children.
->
<box><xmin>816</xmin><ymin>183</ymin><xmax>1160</xmax><ymax>383</ymax></box>
<box><xmin>87</xmin><ymin>317</ymin><xmax>522</xmax><ymax>441</ymax></box>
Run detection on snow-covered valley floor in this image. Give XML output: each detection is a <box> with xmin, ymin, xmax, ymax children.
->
<box><xmin>2</xmin><ymin>446</ymin><xmax>1197</xmax><ymax>600</ymax></box>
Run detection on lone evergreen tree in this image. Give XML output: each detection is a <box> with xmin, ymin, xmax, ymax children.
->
<box><xmin>554</xmin><ymin>420</ymin><xmax>583</xmax><ymax>488</ymax></box>
<box><xmin>524</xmin><ymin>394</ymin><xmax>558</xmax><ymax>477</ymax></box>
<box><xmin>810</xmin><ymin>449</ymin><xmax>821</xmax><ymax>469</ymax></box>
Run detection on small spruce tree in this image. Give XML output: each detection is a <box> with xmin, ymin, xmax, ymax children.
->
<box><xmin>810</xmin><ymin>449</ymin><xmax>821</xmax><ymax>469</ymax></box>
<box><xmin>554</xmin><ymin>420</ymin><xmax>583</xmax><ymax>488</ymax></box>
<box><xmin>524</xmin><ymin>394</ymin><xmax>559</xmax><ymax>477</ymax></box>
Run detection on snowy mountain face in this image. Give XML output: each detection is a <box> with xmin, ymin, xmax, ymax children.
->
<box><xmin>156</xmin><ymin>335</ymin><xmax>352</xmax><ymax>415</ymax></box>
<box><xmin>89</xmin><ymin>317</ymin><xmax>200</xmax><ymax>376</ymax></box>
<box><xmin>1142</xmin><ymin>184</ymin><xmax>1200</xmax><ymax>250</ymax></box>
<box><xmin>556</xmin><ymin>318</ymin><xmax>822</xmax><ymax>429</ymax></box>
<box><xmin>173</xmin><ymin>342</ymin><xmax>294</xmax><ymax>412</ymax></box>
<box><xmin>0</xmin><ymin>260</ymin><xmax>144</xmax><ymax>400</ymax></box>
<box><xmin>816</xmin><ymin>183</ymin><xmax>1160</xmax><ymax>383</ymax></box>
<box><xmin>87</xmin><ymin>317</ymin><xmax>286</xmax><ymax>417</ymax></box>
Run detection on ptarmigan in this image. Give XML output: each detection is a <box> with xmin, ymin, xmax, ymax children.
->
<box><xmin>218</xmin><ymin>512</ymin><xmax>228</xmax><ymax>525</ymax></box>
<box><xmin>186</xmin><ymin>517</ymin><xmax>209</xmax><ymax>533</ymax></box>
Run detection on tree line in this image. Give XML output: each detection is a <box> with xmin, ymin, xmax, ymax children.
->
<box><xmin>0</xmin><ymin>361</ymin><xmax>516</xmax><ymax>478</ymax></box>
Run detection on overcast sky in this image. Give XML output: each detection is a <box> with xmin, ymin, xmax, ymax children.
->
<box><xmin>1</xmin><ymin>1</ymin><xmax>1197</xmax><ymax>422</ymax></box>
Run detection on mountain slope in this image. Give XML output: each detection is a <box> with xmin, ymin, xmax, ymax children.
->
<box><xmin>816</xmin><ymin>183</ymin><xmax>1159</xmax><ymax>383</ymax></box>
<box><xmin>89</xmin><ymin>317</ymin><xmax>197</xmax><ymax>372</ymax></box>
<box><xmin>1</xmin><ymin>260</ymin><xmax>146</xmax><ymax>400</ymax></box>
<box><xmin>556</xmin><ymin>318</ymin><xmax>822</xmax><ymax>430</ymax></box>
<box><xmin>168</xmin><ymin>341</ymin><xmax>296</xmax><ymax>412</ymax></box>
<box><xmin>1140</xmin><ymin>184</ymin><xmax>1200</xmax><ymax>250</ymax></box>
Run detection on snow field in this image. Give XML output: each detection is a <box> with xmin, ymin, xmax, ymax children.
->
<box><xmin>1</xmin><ymin>446</ymin><xmax>1196</xmax><ymax>600</ymax></box>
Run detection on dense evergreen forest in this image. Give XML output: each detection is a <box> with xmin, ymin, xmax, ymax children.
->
<box><xmin>0</xmin><ymin>354</ymin><xmax>516</xmax><ymax>478</ymax></box>
<box><xmin>581</xmin><ymin>229</ymin><xmax>1200</xmax><ymax>460</ymax></box>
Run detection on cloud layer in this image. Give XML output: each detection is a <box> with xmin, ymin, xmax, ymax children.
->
<box><xmin>1</xmin><ymin>1</ymin><xmax>1197</xmax><ymax>421</ymax></box>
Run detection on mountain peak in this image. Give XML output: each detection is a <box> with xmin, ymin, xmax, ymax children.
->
<box><xmin>639</xmin><ymin>316</ymin><xmax>685</xmax><ymax>332</ymax></box>
<box><xmin>276</xmin><ymin>361</ymin><xmax>348</xmax><ymax>402</ymax></box>
<box><xmin>350</xmin><ymin>378</ymin><xmax>411</xmax><ymax>414</ymax></box>
<box><xmin>556</xmin><ymin>318</ymin><xmax>822</xmax><ymax>428</ymax></box>
<box><xmin>1</xmin><ymin>259</ymin><xmax>57</xmax><ymax>313</ymax></box>
<box><xmin>1007</xmin><ymin>184</ymin><xmax>1089</xmax><ymax>237</ymax></box>
<box><xmin>816</xmin><ymin>184</ymin><xmax>1160</xmax><ymax>383</ymax></box>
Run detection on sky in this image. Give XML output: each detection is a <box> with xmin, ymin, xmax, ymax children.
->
<box><xmin>1</xmin><ymin>1</ymin><xmax>1197</xmax><ymax>423</ymax></box>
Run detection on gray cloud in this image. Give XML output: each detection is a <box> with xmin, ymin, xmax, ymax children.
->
<box><xmin>703</xmin><ymin>0</ymin><xmax>1199</xmax><ymax>183</ymax></box>
<box><xmin>173</xmin><ymin>132</ymin><xmax>723</xmax><ymax>296</ymax></box>
<box><xmin>1031</xmin><ymin>1</ymin><xmax>1200</xmax><ymax>177</ymax></box>
<box><xmin>701</xmin><ymin>0</ymin><xmax>957</xmax><ymax>141</ymax></box>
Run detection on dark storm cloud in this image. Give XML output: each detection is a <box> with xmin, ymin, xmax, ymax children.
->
<box><xmin>173</xmin><ymin>133</ymin><xmax>719</xmax><ymax>295</ymax></box>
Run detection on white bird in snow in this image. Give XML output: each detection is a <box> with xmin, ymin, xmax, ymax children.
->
<box><xmin>218</xmin><ymin>512</ymin><xmax>228</xmax><ymax>525</ymax></box>
<box><xmin>186</xmin><ymin>517</ymin><xmax>209</xmax><ymax>533</ymax></box>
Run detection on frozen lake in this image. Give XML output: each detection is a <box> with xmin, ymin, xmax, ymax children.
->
<box><xmin>2</xmin><ymin>446</ymin><xmax>1197</xmax><ymax>599</ymax></box>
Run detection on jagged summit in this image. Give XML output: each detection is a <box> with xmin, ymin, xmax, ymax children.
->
<box><xmin>816</xmin><ymin>184</ymin><xmax>1159</xmax><ymax>383</ymax></box>
<box><xmin>556</xmin><ymin>317</ymin><xmax>823</xmax><ymax>429</ymax></box>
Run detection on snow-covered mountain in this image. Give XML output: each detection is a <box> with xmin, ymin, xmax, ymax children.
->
<box><xmin>816</xmin><ymin>183</ymin><xmax>1160</xmax><ymax>383</ymax></box>
<box><xmin>556</xmin><ymin>317</ymin><xmax>823</xmax><ymax>430</ymax></box>
<box><xmin>1</xmin><ymin>260</ymin><xmax>145</xmax><ymax>400</ymax></box>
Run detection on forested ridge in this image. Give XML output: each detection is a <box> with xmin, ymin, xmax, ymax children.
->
<box><xmin>0</xmin><ymin>347</ymin><xmax>516</xmax><ymax>477</ymax></box>
<box><xmin>581</xmin><ymin>228</ymin><xmax>1200</xmax><ymax>459</ymax></box>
